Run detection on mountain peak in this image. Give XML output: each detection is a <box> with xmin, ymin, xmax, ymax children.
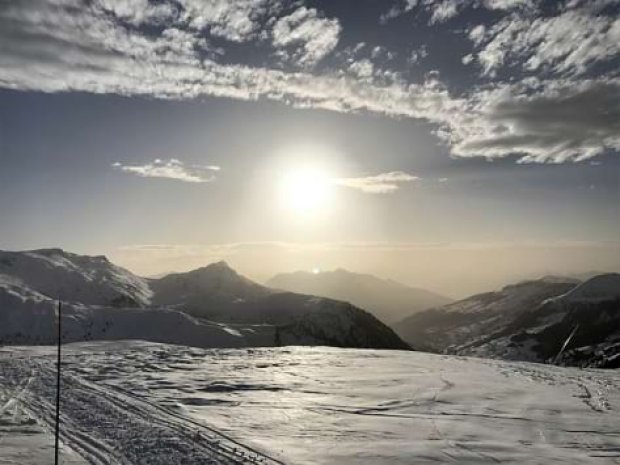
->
<box><xmin>198</xmin><ymin>260</ymin><xmax>238</xmax><ymax>277</ymax></box>
<box><xmin>207</xmin><ymin>260</ymin><xmax>232</xmax><ymax>269</ymax></box>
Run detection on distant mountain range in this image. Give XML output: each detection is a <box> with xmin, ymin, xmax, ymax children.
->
<box><xmin>393</xmin><ymin>274</ymin><xmax>620</xmax><ymax>368</ymax></box>
<box><xmin>0</xmin><ymin>249</ymin><xmax>409</xmax><ymax>351</ymax></box>
<box><xmin>267</xmin><ymin>269</ymin><xmax>452</xmax><ymax>324</ymax></box>
<box><xmin>3</xmin><ymin>248</ymin><xmax>618</xmax><ymax>367</ymax></box>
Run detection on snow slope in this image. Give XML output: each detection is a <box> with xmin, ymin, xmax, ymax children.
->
<box><xmin>0</xmin><ymin>281</ymin><xmax>272</xmax><ymax>348</ymax></box>
<box><xmin>2</xmin><ymin>341</ymin><xmax>620</xmax><ymax>464</ymax></box>
<box><xmin>268</xmin><ymin>269</ymin><xmax>452</xmax><ymax>324</ymax></box>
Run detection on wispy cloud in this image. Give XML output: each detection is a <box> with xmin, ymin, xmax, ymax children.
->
<box><xmin>335</xmin><ymin>171</ymin><xmax>418</xmax><ymax>194</ymax></box>
<box><xmin>112</xmin><ymin>159</ymin><xmax>220</xmax><ymax>183</ymax></box>
<box><xmin>272</xmin><ymin>6</ymin><xmax>341</xmax><ymax>67</ymax></box>
<box><xmin>470</xmin><ymin>5</ymin><xmax>619</xmax><ymax>76</ymax></box>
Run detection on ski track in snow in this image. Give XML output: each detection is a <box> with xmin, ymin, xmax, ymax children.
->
<box><xmin>0</xmin><ymin>352</ymin><xmax>284</xmax><ymax>465</ymax></box>
<box><xmin>1</xmin><ymin>342</ymin><xmax>620</xmax><ymax>464</ymax></box>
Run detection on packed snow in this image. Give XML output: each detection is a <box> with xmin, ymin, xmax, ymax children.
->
<box><xmin>1</xmin><ymin>342</ymin><xmax>619</xmax><ymax>464</ymax></box>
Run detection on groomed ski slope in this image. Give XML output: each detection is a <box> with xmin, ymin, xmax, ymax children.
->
<box><xmin>1</xmin><ymin>342</ymin><xmax>620</xmax><ymax>465</ymax></box>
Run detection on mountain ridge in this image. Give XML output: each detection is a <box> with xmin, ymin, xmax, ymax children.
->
<box><xmin>267</xmin><ymin>268</ymin><xmax>452</xmax><ymax>324</ymax></box>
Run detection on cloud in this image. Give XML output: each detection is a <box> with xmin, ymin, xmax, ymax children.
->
<box><xmin>468</xmin><ymin>25</ymin><xmax>486</xmax><ymax>45</ymax></box>
<box><xmin>112</xmin><ymin>159</ymin><xmax>220</xmax><ymax>183</ymax></box>
<box><xmin>95</xmin><ymin>0</ymin><xmax>177</xmax><ymax>26</ymax></box>
<box><xmin>0</xmin><ymin>1</ymin><xmax>457</xmax><ymax>119</ymax></box>
<box><xmin>348</xmin><ymin>59</ymin><xmax>374</xmax><ymax>79</ymax></box>
<box><xmin>448</xmin><ymin>79</ymin><xmax>620</xmax><ymax>163</ymax></box>
<box><xmin>482</xmin><ymin>0</ymin><xmax>535</xmax><ymax>10</ymax></box>
<box><xmin>0</xmin><ymin>0</ymin><xmax>617</xmax><ymax>164</ymax></box>
<box><xmin>335</xmin><ymin>171</ymin><xmax>419</xmax><ymax>194</ymax></box>
<box><xmin>382</xmin><ymin>0</ymin><xmax>533</xmax><ymax>24</ymax></box>
<box><xmin>471</xmin><ymin>5</ymin><xmax>620</xmax><ymax>76</ymax></box>
<box><xmin>380</xmin><ymin>0</ymin><xmax>418</xmax><ymax>24</ymax></box>
<box><xmin>408</xmin><ymin>45</ymin><xmax>428</xmax><ymax>65</ymax></box>
<box><xmin>272</xmin><ymin>7</ymin><xmax>341</xmax><ymax>67</ymax></box>
<box><xmin>180</xmin><ymin>0</ymin><xmax>279</xmax><ymax>42</ymax></box>
<box><xmin>428</xmin><ymin>0</ymin><xmax>461</xmax><ymax>24</ymax></box>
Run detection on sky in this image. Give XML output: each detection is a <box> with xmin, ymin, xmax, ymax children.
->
<box><xmin>0</xmin><ymin>0</ymin><xmax>619</xmax><ymax>297</ymax></box>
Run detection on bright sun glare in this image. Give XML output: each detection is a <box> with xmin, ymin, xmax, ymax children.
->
<box><xmin>280</xmin><ymin>166</ymin><xmax>333</xmax><ymax>215</ymax></box>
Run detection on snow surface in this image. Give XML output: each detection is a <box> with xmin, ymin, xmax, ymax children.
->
<box><xmin>2</xmin><ymin>342</ymin><xmax>620</xmax><ymax>464</ymax></box>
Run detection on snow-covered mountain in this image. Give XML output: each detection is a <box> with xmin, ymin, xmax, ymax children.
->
<box><xmin>393</xmin><ymin>274</ymin><xmax>620</xmax><ymax>367</ymax></box>
<box><xmin>0</xmin><ymin>250</ymin><xmax>409</xmax><ymax>351</ymax></box>
<box><xmin>267</xmin><ymin>268</ymin><xmax>452</xmax><ymax>324</ymax></box>
<box><xmin>150</xmin><ymin>261</ymin><xmax>273</xmax><ymax>315</ymax></box>
<box><xmin>149</xmin><ymin>262</ymin><xmax>410</xmax><ymax>350</ymax></box>
<box><xmin>484</xmin><ymin>273</ymin><xmax>620</xmax><ymax>367</ymax></box>
<box><xmin>0</xmin><ymin>248</ymin><xmax>152</xmax><ymax>307</ymax></box>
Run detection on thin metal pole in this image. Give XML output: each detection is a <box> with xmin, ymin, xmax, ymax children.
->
<box><xmin>55</xmin><ymin>299</ymin><xmax>62</xmax><ymax>465</ymax></box>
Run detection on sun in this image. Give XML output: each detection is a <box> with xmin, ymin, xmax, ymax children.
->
<box><xmin>279</xmin><ymin>166</ymin><xmax>333</xmax><ymax>215</ymax></box>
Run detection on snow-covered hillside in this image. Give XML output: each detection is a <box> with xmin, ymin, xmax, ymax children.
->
<box><xmin>0</xmin><ymin>250</ymin><xmax>409</xmax><ymax>351</ymax></box>
<box><xmin>268</xmin><ymin>268</ymin><xmax>452</xmax><ymax>324</ymax></box>
<box><xmin>474</xmin><ymin>273</ymin><xmax>620</xmax><ymax>367</ymax></box>
<box><xmin>2</xmin><ymin>342</ymin><xmax>619</xmax><ymax>465</ymax></box>
<box><xmin>392</xmin><ymin>278</ymin><xmax>578</xmax><ymax>352</ymax></box>
<box><xmin>393</xmin><ymin>275</ymin><xmax>620</xmax><ymax>367</ymax></box>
